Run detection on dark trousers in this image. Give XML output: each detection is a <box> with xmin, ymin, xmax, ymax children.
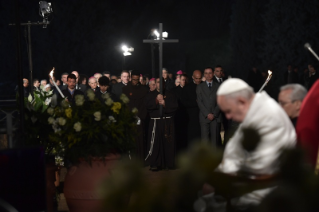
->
<box><xmin>200</xmin><ymin>119</ymin><xmax>222</xmax><ymax>148</ymax></box>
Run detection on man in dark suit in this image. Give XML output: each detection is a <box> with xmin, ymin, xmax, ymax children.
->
<box><xmin>23</xmin><ymin>78</ymin><xmax>30</xmax><ymax>97</ymax></box>
<box><xmin>59</xmin><ymin>72</ymin><xmax>68</xmax><ymax>91</ymax></box>
<box><xmin>212</xmin><ymin>65</ymin><xmax>230</xmax><ymax>145</ymax></box>
<box><xmin>162</xmin><ymin>68</ymin><xmax>175</xmax><ymax>91</ymax></box>
<box><xmin>87</xmin><ymin>77</ymin><xmax>100</xmax><ymax>93</ymax></box>
<box><xmin>61</xmin><ymin>74</ymin><xmax>84</xmax><ymax>104</ymax></box>
<box><xmin>71</xmin><ymin>71</ymin><xmax>87</xmax><ymax>93</ymax></box>
<box><xmin>284</xmin><ymin>64</ymin><xmax>299</xmax><ymax>84</ymax></box>
<box><xmin>33</xmin><ymin>79</ymin><xmax>40</xmax><ymax>92</ymax></box>
<box><xmin>196</xmin><ymin>67</ymin><xmax>221</xmax><ymax>147</ymax></box>
<box><xmin>307</xmin><ymin>64</ymin><xmax>319</xmax><ymax>90</ymax></box>
<box><xmin>181</xmin><ymin>70</ymin><xmax>202</xmax><ymax>146</ymax></box>
<box><xmin>111</xmin><ymin>70</ymin><xmax>130</xmax><ymax>100</ymax></box>
<box><xmin>95</xmin><ymin>76</ymin><xmax>114</xmax><ymax>102</ymax></box>
<box><xmin>122</xmin><ymin>70</ymin><xmax>149</xmax><ymax>162</ymax></box>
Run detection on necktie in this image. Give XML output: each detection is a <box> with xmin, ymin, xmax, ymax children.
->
<box><xmin>208</xmin><ymin>82</ymin><xmax>212</xmax><ymax>90</ymax></box>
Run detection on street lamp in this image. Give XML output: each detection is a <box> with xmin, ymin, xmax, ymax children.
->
<box><xmin>39</xmin><ymin>1</ymin><xmax>53</xmax><ymax>28</ymax></box>
<box><xmin>121</xmin><ymin>44</ymin><xmax>134</xmax><ymax>69</ymax></box>
<box><xmin>148</xmin><ymin>29</ymin><xmax>169</xmax><ymax>78</ymax></box>
<box><xmin>9</xmin><ymin>1</ymin><xmax>53</xmax><ymax>91</ymax></box>
<box><xmin>153</xmin><ymin>30</ymin><xmax>168</xmax><ymax>40</ymax></box>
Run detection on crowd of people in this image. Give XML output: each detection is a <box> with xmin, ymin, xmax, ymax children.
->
<box><xmin>21</xmin><ymin>64</ymin><xmax>319</xmax><ymax>209</ymax></box>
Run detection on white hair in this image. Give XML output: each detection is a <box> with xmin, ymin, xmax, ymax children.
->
<box><xmin>280</xmin><ymin>84</ymin><xmax>307</xmax><ymax>102</ymax></box>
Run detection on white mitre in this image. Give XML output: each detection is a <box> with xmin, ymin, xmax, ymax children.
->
<box><xmin>217</xmin><ymin>78</ymin><xmax>252</xmax><ymax>95</ymax></box>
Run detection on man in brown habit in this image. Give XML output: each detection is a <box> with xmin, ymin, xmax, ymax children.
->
<box><xmin>122</xmin><ymin>70</ymin><xmax>149</xmax><ymax>162</ymax></box>
<box><xmin>145</xmin><ymin>78</ymin><xmax>178</xmax><ymax>171</ymax></box>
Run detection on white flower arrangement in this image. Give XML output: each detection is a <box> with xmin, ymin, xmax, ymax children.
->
<box><xmin>94</xmin><ymin>111</ymin><xmax>101</xmax><ymax>121</ymax></box>
<box><xmin>73</xmin><ymin>122</ymin><xmax>82</xmax><ymax>132</ymax></box>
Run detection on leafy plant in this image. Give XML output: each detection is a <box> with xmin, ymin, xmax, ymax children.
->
<box><xmin>47</xmin><ymin>90</ymin><xmax>137</xmax><ymax>164</ymax></box>
<box><xmin>24</xmin><ymin>90</ymin><xmax>55</xmax><ymax>154</ymax></box>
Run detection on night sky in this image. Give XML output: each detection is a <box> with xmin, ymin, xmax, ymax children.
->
<box><xmin>1</xmin><ymin>0</ymin><xmax>319</xmax><ymax>98</ymax></box>
<box><xmin>0</xmin><ymin>0</ymin><xmax>234</xmax><ymax>97</ymax></box>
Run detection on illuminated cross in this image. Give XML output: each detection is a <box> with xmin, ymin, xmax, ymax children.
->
<box><xmin>143</xmin><ymin>23</ymin><xmax>179</xmax><ymax>116</ymax></box>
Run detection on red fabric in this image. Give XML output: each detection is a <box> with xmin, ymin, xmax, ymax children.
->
<box><xmin>296</xmin><ymin>79</ymin><xmax>319</xmax><ymax>167</ymax></box>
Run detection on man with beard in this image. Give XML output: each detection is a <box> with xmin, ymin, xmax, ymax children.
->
<box><xmin>61</xmin><ymin>74</ymin><xmax>84</xmax><ymax>104</ymax></box>
<box><xmin>145</xmin><ymin>78</ymin><xmax>178</xmax><ymax>171</ymax></box>
<box><xmin>122</xmin><ymin>70</ymin><xmax>149</xmax><ymax>162</ymax></box>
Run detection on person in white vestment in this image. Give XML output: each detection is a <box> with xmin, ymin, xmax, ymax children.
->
<box><xmin>199</xmin><ymin>78</ymin><xmax>296</xmax><ymax>209</ymax></box>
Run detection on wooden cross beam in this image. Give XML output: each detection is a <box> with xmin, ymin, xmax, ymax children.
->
<box><xmin>143</xmin><ymin>23</ymin><xmax>179</xmax><ymax>116</ymax></box>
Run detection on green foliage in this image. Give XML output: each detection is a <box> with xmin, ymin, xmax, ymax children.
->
<box><xmin>99</xmin><ymin>138</ymin><xmax>319</xmax><ymax>211</ymax></box>
<box><xmin>24</xmin><ymin>90</ymin><xmax>55</xmax><ymax>154</ymax></box>
<box><xmin>24</xmin><ymin>90</ymin><xmax>137</xmax><ymax>164</ymax></box>
<box><xmin>48</xmin><ymin>92</ymin><xmax>137</xmax><ymax>164</ymax></box>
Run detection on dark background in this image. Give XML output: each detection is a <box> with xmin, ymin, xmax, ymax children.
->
<box><xmin>1</xmin><ymin>0</ymin><xmax>319</xmax><ymax>98</ymax></box>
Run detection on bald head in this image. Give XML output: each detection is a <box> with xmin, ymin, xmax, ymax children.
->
<box><xmin>192</xmin><ymin>70</ymin><xmax>202</xmax><ymax>85</ymax></box>
<box><xmin>71</xmin><ymin>71</ymin><xmax>79</xmax><ymax>83</ymax></box>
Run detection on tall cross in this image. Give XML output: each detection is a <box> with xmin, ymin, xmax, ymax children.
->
<box><xmin>143</xmin><ymin>23</ymin><xmax>179</xmax><ymax>116</ymax></box>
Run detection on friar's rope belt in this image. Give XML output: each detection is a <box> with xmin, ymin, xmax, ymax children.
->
<box><xmin>145</xmin><ymin>116</ymin><xmax>172</xmax><ymax>161</ymax></box>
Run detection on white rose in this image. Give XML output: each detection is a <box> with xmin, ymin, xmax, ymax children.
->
<box><xmin>47</xmin><ymin>107</ymin><xmax>54</xmax><ymax>115</ymax></box>
<box><xmin>27</xmin><ymin>94</ymin><xmax>33</xmax><ymax>102</ymax></box>
<box><xmin>44</xmin><ymin>97</ymin><xmax>51</xmax><ymax>105</ymax></box>
<box><xmin>101</xmin><ymin>93</ymin><xmax>110</xmax><ymax>99</ymax></box>
<box><xmin>94</xmin><ymin>111</ymin><xmax>101</xmax><ymax>121</ymax></box>
<box><xmin>108</xmin><ymin>116</ymin><xmax>117</xmax><ymax>123</ymax></box>
<box><xmin>48</xmin><ymin>117</ymin><xmax>55</xmax><ymax>124</ymax></box>
<box><xmin>105</xmin><ymin>98</ymin><xmax>113</xmax><ymax>106</ymax></box>
<box><xmin>58</xmin><ymin>117</ymin><xmax>66</xmax><ymax>126</ymax></box>
<box><xmin>74</xmin><ymin>122</ymin><xmax>82</xmax><ymax>132</ymax></box>
<box><xmin>75</xmin><ymin>95</ymin><xmax>85</xmax><ymax>106</ymax></box>
<box><xmin>87</xmin><ymin>90</ymin><xmax>95</xmax><ymax>101</ymax></box>
<box><xmin>61</xmin><ymin>99</ymin><xmax>70</xmax><ymax>108</ymax></box>
<box><xmin>132</xmin><ymin>107</ymin><xmax>138</xmax><ymax>114</ymax></box>
<box><xmin>120</xmin><ymin>94</ymin><xmax>129</xmax><ymax>103</ymax></box>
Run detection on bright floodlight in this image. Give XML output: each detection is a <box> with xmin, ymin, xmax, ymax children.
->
<box><xmin>154</xmin><ymin>30</ymin><xmax>160</xmax><ymax>38</ymax></box>
<box><xmin>153</xmin><ymin>30</ymin><xmax>168</xmax><ymax>39</ymax></box>
<box><xmin>122</xmin><ymin>44</ymin><xmax>134</xmax><ymax>56</ymax></box>
<box><xmin>39</xmin><ymin>1</ymin><xmax>52</xmax><ymax>18</ymax></box>
<box><xmin>39</xmin><ymin>1</ymin><xmax>53</xmax><ymax>28</ymax></box>
<box><xmin>122</xmin><ymin>45</ymin><xmax>128</xmax><ymax>52</ymax></box>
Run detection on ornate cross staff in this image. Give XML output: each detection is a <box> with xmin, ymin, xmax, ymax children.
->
<box><xmin>143</xmin><ymin>23</ymin><xmax>179</xmax><ymax>116</ymax></box>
